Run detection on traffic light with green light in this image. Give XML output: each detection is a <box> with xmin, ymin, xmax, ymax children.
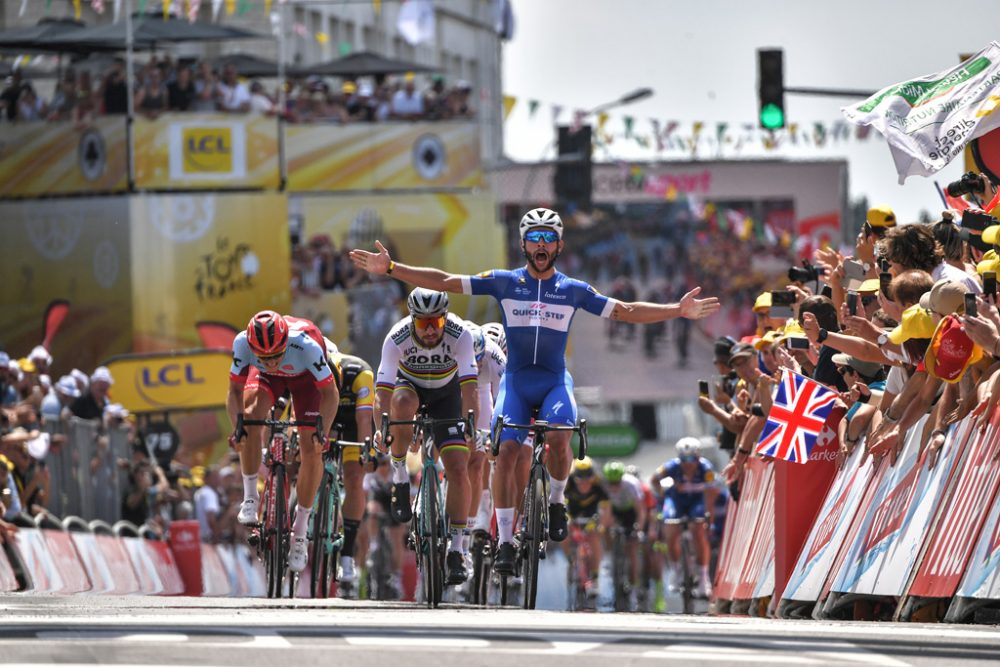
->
<box><xmin>757</xmin><ymin>48</ymin><xmax>785</xmax><ymax>130</ymax></box>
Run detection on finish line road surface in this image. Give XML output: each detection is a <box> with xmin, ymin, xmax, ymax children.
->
<box><xmin>1</xmin><ymin>596</ymin><xmax>998</xmax><ymax>666</ymax></box>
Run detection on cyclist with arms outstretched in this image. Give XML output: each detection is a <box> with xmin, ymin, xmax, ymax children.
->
<box><xmin>374</xmin><ymin>288</ymin><xmax>478</xmax><ymax>585</ymax></box>
<box><xmin>350</xmin><ymin>207</ymin><xmax>720</xmax><ymax>575</ymax></box>
<box><xmin>227</xmin><ymin>311</ymin><xmax>340</xmax><ymax>573</ymax></box>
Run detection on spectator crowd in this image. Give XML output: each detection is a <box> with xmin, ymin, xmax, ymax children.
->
<box><xmin>696</xmin><ymin>173</ymin><xmax>1000</xmax><ymax>500</ymax></box>
<box><xmin>0</xmin><ymin>54</ymin><xmax>476</xmax><ymax>124</ymax></box>
<box><xmin>0</xmin><ymin>343</ymin><xmax>246</xmax><ymax>547</ymax></box>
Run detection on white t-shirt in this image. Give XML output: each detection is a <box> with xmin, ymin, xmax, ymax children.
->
<box><xmin>391</xmin><ymin>89</ymin><xmax>424</xmax><ymax>116</ymax></box>
<box><xmin>885</xmin><ymin>365</ymin><xmax>907</xmax><ymax>395</ymax></box>
<box><xmin>933</xmin><ymin>262</ymin><xmax>982</xmax><ymax>294</ymax></box>
<box><xmin>217</xmin><ymin>81</ymin><xmax>251</xmax><ymax>111</ymax></box>
<box><xmin>193</xmin><ymin>485</ymin><xmax>220</xmax><ymax>541</ymax></box>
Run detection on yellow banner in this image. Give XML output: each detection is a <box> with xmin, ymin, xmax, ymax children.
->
<box><xmin>0</xmin><ymin>118</ymin><xmax>128</xmax><ymax>197</ymax></box>
<box><xmin>285</xmin><ymin>121</ymin><xmax>482</xmax><ymax>192</ymax></box>
<box><xmin>0</xmin><ymin>196</ymin><xmax>134</xmax><ymax>372</ymax></box>
<box><xmin>103</xmin><ymin>350</ymin><xmax>232</xmax><ymax>413</ymax></box>
<box><xmin>293</xmin><ymin>192</ymin><xmax>501</xmax><ymax>365</ymax></box>
<box><xmin>133</xmin><ymin>113</ymin><xmax>280</xmax><ymax>190</ymax></box>
<box><xmin>130</xmin><ymin>192</ymin><xmax>291</xmax><ymax>352</ymax></box>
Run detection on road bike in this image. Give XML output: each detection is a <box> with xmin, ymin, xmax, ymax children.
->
<box><xmin>566</xmin><ymin>516</ymin><xmax>597</xmax><ymax>611</ymax></box>
<box><xmin>237</xmin><ymin>407</ymin><xmax>320</xmax><ymax>599</ymax></box>
<box><xmin>365</xmin><ymin>510</ymin><xmax>399</xmax><ymax>600</ymax></box>
<box><xmin>309</xmin><ymin>424</ymin><xmax>371</xmax><ymax>599</ymax></box>
<box><xmin>382</xmin><ymin>407</ymin><xmax>474</xmax><ymax>608</ymax></box>
<box><xmin>491</xmin><ymin>416</ymin><xmax>588</xmax><ymax>610</ymax></box>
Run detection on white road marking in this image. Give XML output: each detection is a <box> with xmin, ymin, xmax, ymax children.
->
<box><xmin>548</xmin><ymin>640</ymin><xmax>605</xmax><ymax>654</ymax></box>
<box><xmin>343</xmin><ymin>635</ymin><xmax>491</xmax><ymax>648</ymax></box>
<box><xmin>643</xmin><ymin>646</ymin><xmax>823</xmax><ymax>664</ymax></box>
<box><xmin>36</xmin><ymin>631</ymin><xmax>189</xmax><ymax>642</ymax></box>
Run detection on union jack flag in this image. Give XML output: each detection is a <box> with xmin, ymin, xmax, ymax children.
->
<box><xmin>756</xmin><ymin>371</ymin><xmax>838</xmax><ymax>464</ymax></box>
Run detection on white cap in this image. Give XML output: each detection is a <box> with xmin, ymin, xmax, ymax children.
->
<box><xmin>29</xmin><ymin>345</ymin><xmax>52</xmax><ymax>365</ymax></box>
<box><xmin>25</xmin><ymin>431</ymin><xmax>50</xmax><ymax>461</ymax></box>
<box><xmin>90</xmin><ymin>366</ymin><xmax>114</xmax><ymax>385</ymax></box>
<box><xmin>105</xmin><ymin>403</ymin><xmax>129</xmax><ymax>419</ymax></box>
<box><xmin>56</xmin><ymin>375</ymin><xmax>81</xmax><ymax>398</ymax></box>
<box><xmin>358</xmin><ymin>82</ymin><xmax>374</xmax><ymax>97</ymax></box>
<box><xmin>38</xmin><ymin>374</ymin><xmax>52</xmax><ymax>390</ymax></box>
<box><xmin>0</xmin><ymin>352</ymin><xmax>9</xmax><ymax>366</ymax></box>
<box><xmin>70</xmin><ymin>368</ymin><xmax>89</xmax><ymax>389</ymax></box>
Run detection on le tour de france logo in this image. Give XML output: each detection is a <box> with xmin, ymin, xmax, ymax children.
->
<box><xmin>194</xmin><ymin>235</ymin><xmax>260</xmax><ymax>301</ymax></box>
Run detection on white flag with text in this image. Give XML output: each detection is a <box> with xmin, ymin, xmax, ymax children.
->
<box><xmin>842</xmin><ymin>42</ymin><xmax>1000</xmax><ymax>183</ymax></box>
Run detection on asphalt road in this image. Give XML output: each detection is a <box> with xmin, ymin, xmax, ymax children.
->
<box><xmin>2</xmin><ymin>595</ymin><xmax>998</xmax><ymax>667</ymax></box>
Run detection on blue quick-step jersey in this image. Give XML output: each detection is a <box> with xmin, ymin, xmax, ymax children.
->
<box><xmin>461</xmin><ymin>267</ymin><xmax>616</xmax><ymax>374</ymax></box>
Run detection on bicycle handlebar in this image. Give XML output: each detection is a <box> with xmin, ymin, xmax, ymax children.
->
<box><xmin>490</xmin><ymin>416</ymin><xmax>588</xmax><ymax>459</ymax></box>
<box><xmin>380</xmin><ymin>410</ymin><xmax>475</xmax><ymax>449</ymax></box>
<box><xmin>236</xmin><ymin>414</ymin><xmax>324</xmax><ymax>438</ymax></box>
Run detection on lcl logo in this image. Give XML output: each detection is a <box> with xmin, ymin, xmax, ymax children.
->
<box><xmin>141</xmin><ymin>363</ymin><xmax>206</xmax><ymax>387</ymax></box>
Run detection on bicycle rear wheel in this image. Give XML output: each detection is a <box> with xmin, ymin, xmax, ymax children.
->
<box><xmin>469</xmin><ymin>532</ymin><xmax>489</xmax><ymax>606</ymax></box>
<box><xmin>612</xmin><ymin>530</ymin><xmax>628</xmax><ymax>612</ymax></box>
<box><xmin>681</xmin><ymin>533</ymin><xmax>695</xmax><ymax>614</ymax></box>
<box><xmin>522</xmin><ymin>470</ymin><xmax>544</xmax><ymax>610</ymax></box>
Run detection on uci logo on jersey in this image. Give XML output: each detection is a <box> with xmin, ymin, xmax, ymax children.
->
<box><xmin>182</xmin><ymin>127</ymin><xmax>233</xmax><ymax>173</ymax></box>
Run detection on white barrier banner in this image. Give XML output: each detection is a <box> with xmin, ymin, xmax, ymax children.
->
<box><xmin>782</xmin><ymin>442</ymin><xmax>873</xmax><ymax>601</ymax></box>
<box><xmin>14</xmin><ymin>528</ymin><xmax>64</xmax><ymax>593</ymax></box>
<box><xmin>70</xmin><ymin>532</ymin><xmax>115</xmax><ymax>594</ymax></box>
<box><xmin>829</xmin><ymin>417</ymin><xmax>929</xmax><ymax>594</ymax></box>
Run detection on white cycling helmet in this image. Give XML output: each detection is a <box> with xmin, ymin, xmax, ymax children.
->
<box><xmin>407</xmin><ymin>287</ymin><xmax>449</xmax><ymax>317</ymax></box>
<box><xmin>676</xmin><ymin>436</ymin><xmax>701</xmax><ymax>459</ymax></box>
<box><xmin>481</xmin><ymin>322</ymin><xmax>506</xmax><ymax>355</ymax></box>
<box><xmin>519</xmin><ymin>207</ymin><xmax>563</xmax><ymax>240</ymax></box>
<box><xmin>464</xmin><ymin>321</ymin><xmax>486</xmax><ymax>362</ymax></box>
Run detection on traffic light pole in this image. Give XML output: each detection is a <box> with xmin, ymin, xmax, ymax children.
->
<box><xmin>783</xmin><ymin>86</ymin><xmax>877</xmax><ymax>99</ymax></box>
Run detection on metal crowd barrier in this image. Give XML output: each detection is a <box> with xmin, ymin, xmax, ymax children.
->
<box><xmin>42</xmin><ymin>417</ymin><xmax>131</xmax><ymax>524</ymax></box>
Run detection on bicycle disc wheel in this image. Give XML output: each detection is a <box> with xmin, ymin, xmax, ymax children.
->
<box><xmin>522</xmin><ymin>471</ymin><xmax>544</xmax><ymax>610</ymax></box>
<box><xmin>310</xmin><ymin>476</ymin><xmax>332</xmax><ymax>598</ymax></box>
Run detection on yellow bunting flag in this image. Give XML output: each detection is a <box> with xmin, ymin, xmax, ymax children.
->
<box><xmin>163</xmin><ymin>0</ymin><xmax>170</xmax><ymax>18</ymax></box>
<box><xmin>664</xmin><ymin>184</ymin><xmax>678</xmax><ymax>201</ymax></box>
<box><xmin>373</xmin><ymin>0</ymin><xmax>381</xmax><ymax>15</ymax></box>
<box><xmin>226</xmin><ymin>0</ymin><xmax>235</xmax><ymax>15</ymax></box>
<box><xmin>265</xmin><ymin>0</ymin><xmax>272</xmax><ymax>14</ymax></box>
<box><xmin>502</xmin><ymin>95</ymin><xmax>517</xmax><ymax>120</ymax></box>
<box><xmin>316</xmin><ymin>32</ymin><xmax>329</xmax><ymax>44</ymax></box>
<box><xmin>597</xmin><ymin>112</ymin><xmax>609</xmax><ymax>132</ymax></box>
<box><xmin>72</xmin><ymin>0</ymin><xmax>81</xmax><ymax>18</ymax></box>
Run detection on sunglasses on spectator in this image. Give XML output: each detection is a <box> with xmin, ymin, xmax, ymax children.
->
<box><xmin>257</xmin><ymin>350</ymin><xmax>285</xmax><ymax>362</ymax></box>
<box><xmin>861</xmin><ymin>295</ymin><xmax>877</xmax><ymax>306</ymax></box>
<box><xmin>524</xmin><ymin>230</ymin><xmax>559</xmax><ymax>244</ymax></box>
<box><xmin>414</xmin><ymin>315</ymin><xmax>446</xmax><ymax>330</ymax></box>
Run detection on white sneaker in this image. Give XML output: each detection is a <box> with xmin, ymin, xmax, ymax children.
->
<box><xmin>696</xmin><ymin>575</ymin><xmax>713</xmax><ymax>598</ymax></box>
<box><xmin>288</xmin><ymin>537</ymin><xmax>308</xmax><ymax>573</ymax></box>
<box><xmin>666</xmin><ymin>565</ymin><xmax>682</xmax><ymax>592</ymax></box>
<box><xmin>340</xmin><ymin>556</ymin><xmax>358</xmax><ymax>583</ymax></box>
<box><xmin>237</xmin><ymin>497</ymin><xmax>259</xmax><ymax>525</ymax></box>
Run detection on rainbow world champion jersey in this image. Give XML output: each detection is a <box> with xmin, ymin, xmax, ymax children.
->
<box><xmin>375</xmin><ymin>312</ymin><xmax>478</xmax><ymax>390</ymax></box>
<box><xmin>461</xmin><ymin>268</ymin><xmax>617</xmax><ymax>374</ymax></box>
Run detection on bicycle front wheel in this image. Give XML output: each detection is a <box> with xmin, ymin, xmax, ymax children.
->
<box><xmin>522</xmin><ymin>470</ymin><xmax>545</xmax><ymax>610</ymax></box>
<box><xmin>267</xmin><ymin>466</ymin><xmax>288</xmax><ymax>599</ymax></box>
<box><xmin>310</xmin><ymin>474</ymin><xmax>332</xmax><ymax>598</ymax></box>
<box><xmin>420</xmin><ymin>477</ymin><xmax>443</xmax><ymax>608</ymax></box>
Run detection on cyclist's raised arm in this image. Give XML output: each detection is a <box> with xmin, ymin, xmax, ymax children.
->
<box><xmin>610</xmin><ymin>286</ymin><xmax>721</xmax><ymax>324</ymax></box>
<box><xmin>349</xmin><ymin>240</ymin><xmax>466</xmax><ymax>293</ymax></box>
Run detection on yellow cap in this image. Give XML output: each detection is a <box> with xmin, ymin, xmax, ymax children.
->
<box><xmin>977</xmin><ymin>249</ymin><xmax>999</xmax><ymax>275</ymax></box>
<box><xmin>778</xmin><ymin>321</ymin><xmax>807</xmax><ymax>341</ymax></box>
<box><xmin>753</xmin><ymin>330</ymin><xmax>781</xmax><ymax>350</ymax></box>
<box><xmin>887</xmin><ymin>304</ymin><xmax>937</xmax><ymax>345</ymax></box>
<box><xmin>341</xmin><ymin>81</ymin><xmax>357</xmax><ymax>94</ymax></box>
<box><xmin>858</xmin><ymin>278</ymin><xmax>880</xmax><ymax>294</ymax></box>
<box><xmin>404</xmin><ymin>71</ymin><xmax>415</xmax><ymax>82</ymax></box>
<box><xmin>17</xmin><ymin>357</ymin><xmax>36</xmax><ymax>373</ymax></box>
<box><xmin>753</xmin><ymin>292</ymin><xmax>772</xmax><ymax>312</ymax></box>
<box><xmin>867</xmin><ymin>205</ymin><xmax>897</xmax><ymax>228</ymax></box>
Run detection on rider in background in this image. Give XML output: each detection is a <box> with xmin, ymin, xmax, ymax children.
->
<box><xmin>601</xmin><ymin>461</ymin><xmax>648</xmax><ymax>596</ymax></box>
<box><xmin>327</xmin><ymin>349</ymin><xmax>375</xmax><ymax>589</ymax></box>
<box><xmin>373</xmin><ymin>288</ymin><xmax>478</xmax><ymax>585</ymax></box>
<box><xmin>651</xmin><ymin>436</ymin><xmax>718</xmax><ymax>597</ymax></box>
<box><xmin>349</xmin><ymin>207</ymin><xmax>720</xmax><ymax>575</ymax></box>
<box><xmin>227</xmin><ymin>311</ymin><xmax>340</xmax><ymax>573</ymax></box>
<box><xmin>464</xmin><ymin>321</ymin><xmax>507</xmax><ymax>544</ymax></box>
<box><xmin>564</xmin><ymin>456</ymin><xmax>608</xmax><ymax>597</ymax></box>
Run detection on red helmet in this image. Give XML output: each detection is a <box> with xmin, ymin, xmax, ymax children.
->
<box><xmin>246</xmin><ymin>310</ymin><xmax>289</xmax><ymax>356</ymax></box>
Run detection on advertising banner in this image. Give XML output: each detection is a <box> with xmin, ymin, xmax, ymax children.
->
<box><xmin>832</xmin><ymin>417</ymin><xmax>963</xmax><ymax>595</ymax></box>
<box><xmin>129</xmin><ymin>192</ymin><xmax>291</xmax><ymax>352</ymax></box>
<box><xmin>0</xmin><ymin>196</ymin><xmax>134</xmax><ymax>371</ymax></box>
<box><xmin>133</xmin><ymin>113</ymin><xmax>280</xmax><ymax>190</ymax></box>
<box><xmin>293</xmin><ymin>192</ymin><xmax>500</xmax><ymax>366</ymax></box>
<box><xmin>285</xmin><ymin>121</ymin><xmax>482</xmax><ymax>192</ymax></box>
<box><xmin>103</xmin><ymin>350</ymin><xmax>232</xmax><ymax>414</ymax></box>
<box><xmin>733</xmin><ymin>463</ymin><xmax>775</xmax><ymax>600</ymax></box>
<box><xmin>716</xmin><ymin>458</ymin><xmax>771</xmax><ymax>601</ymax></box>
<box><xmin>908</xmin><ymin>417</ymin><xmax>1000</xmax><ymax>598</ymax></box>
<box><xmin>0</xmin><ymin>117</ymin><xmax>127</xmax><ymax>197</ymax></box>
<box><xmin>781</xmin><ymin>443</ymin><xmax>874</xmax><ymax>603</ymax></box>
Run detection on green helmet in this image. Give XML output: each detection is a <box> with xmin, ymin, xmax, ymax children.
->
<box><xmin>603</xmin><ymin>461</ymin><xmax>625</xmax><ymax>483</ymax></box>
